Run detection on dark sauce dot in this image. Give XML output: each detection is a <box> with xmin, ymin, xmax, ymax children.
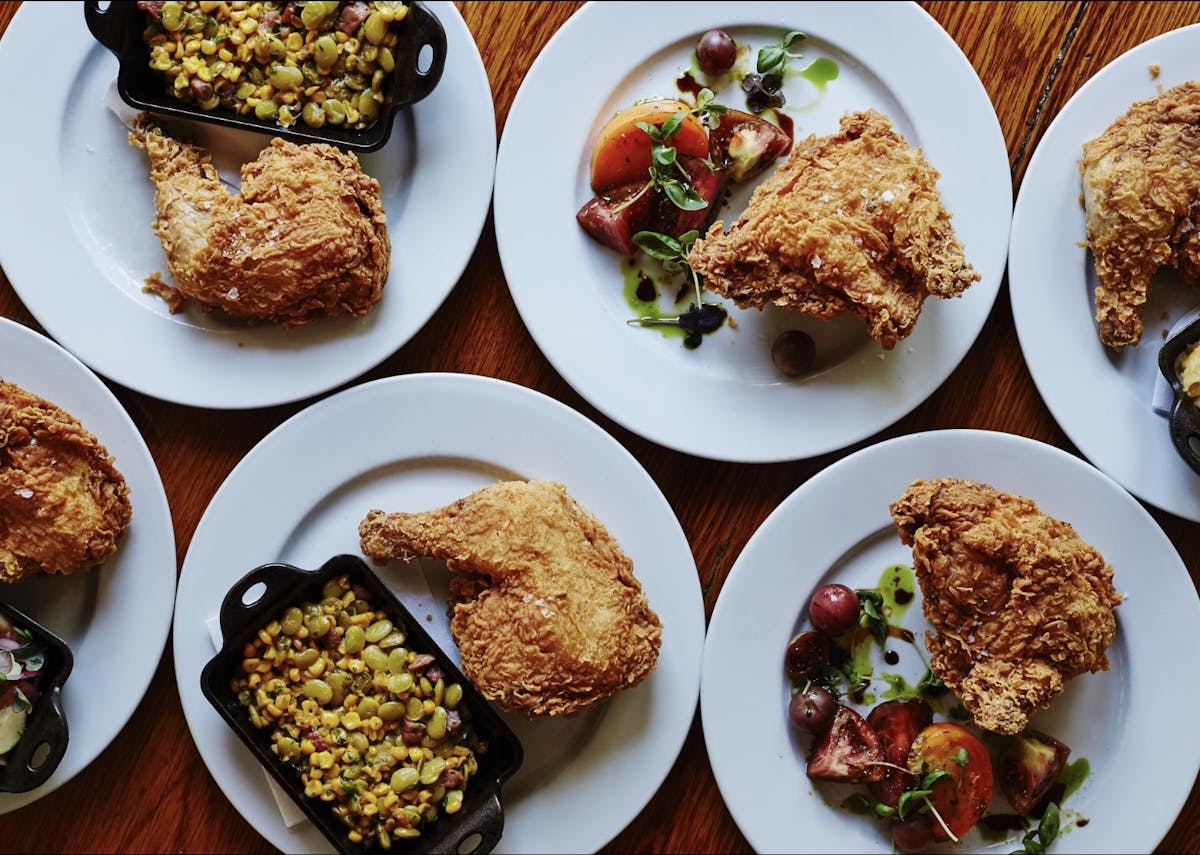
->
<box><xmin>1077</xmin><ymin>818</ymin><xmax>1089</xmax><ymax>827</ymax></box>
<box><xmin>884</xmin><ymin>650</ymin><xmax>899</xmax><ymax>666</ymax></box>
<box><xmin>894</xmin><ymin>588</ymin><xmax>913</xmax><ymax>605</ymax></box>
<box><xmin>635</xmin><ymin>273</ymin><xmax>656</xmax><ymax>302</ymax></box>
<box><xmin>980</xmin><ymin>814</ymin><xmax>1028</xmax><ymax>833</ymax></box>
<box><xmin>676</xmin><ymin>71</ymin><xmax>704</xmax><ymax>97</ymax></box>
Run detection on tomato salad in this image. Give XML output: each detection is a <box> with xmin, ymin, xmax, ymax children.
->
<box><xmin>575</xmin><ymin>28</ymin><xmax>807</xmax><ymax>350</ymax></box>
<box><xmin>787</xmin><ymin>576</ymin><xmax>1076</xmax><ymax>853</ymax></box>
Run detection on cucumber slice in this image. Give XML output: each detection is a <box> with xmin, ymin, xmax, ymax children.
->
<box><xmin>0</xmin><ymin>703</ymin><xmax>28</xmax><ymax>754</ymax></box>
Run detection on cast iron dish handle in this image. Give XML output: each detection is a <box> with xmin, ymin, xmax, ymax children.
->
<box><xmin>406</xmin><ymin>3</ymin><xmax>448</xmax><ymax>106</ymax></box>
<box><xmin>217</xmin><ymin>562</ymin><xmax>306</xmax><ymax>643</ymax></box>
<box><xmin>1158</xmin><ymin>318</ymin><xmax>1200</xmax><ymax>477</ymax></box>
<box><xmin>0</xmin><ymin>685</ymin><xmax>70</xmax><ymax>793</ymax></box>
<box><xmin>435</xmin><ymin>791</ymin><xmax>504</xmax><ymax>855</ymax></box>
<box><xmin>83</xmin><ymin>1</ymin><xmax>129</xmax><ymax>55</ymax></box>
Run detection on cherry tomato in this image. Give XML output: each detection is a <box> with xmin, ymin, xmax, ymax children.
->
<box><xmin>808</xmin><ymin>583</ymin><xmax>860</xmax><ymax>637</ymax></box>
<box><xmin>696</xmin><ymin>29</ymin><xmax>737</xmax><ymax>74</ymax></box>
<box><xmin>907</xmin><ymin>722</ymin><xmax>994</xmax><ymax>840</ymax></box>
<box><xmin>788</xmin><ymin>684</ymin><xmax>836</xmax><ymax>734</ymax></box>
<box><xmin>783</xmin><ymin>630</ymin><xmax>836</xmax><ymax>681</ymax></box>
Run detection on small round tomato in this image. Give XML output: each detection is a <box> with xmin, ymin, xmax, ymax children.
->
<box><xmin>906</xmin><ymin>722</ymin><xmax>993</xmax><ymax>840</ymax></box>
<box><xmin>589</xmin><ymin>99</ymin><xmax>709</xmax><ymax>192</ymax></box>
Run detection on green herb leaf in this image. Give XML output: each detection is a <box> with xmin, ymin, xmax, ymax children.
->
<box><xmin>1039</xmin><ymin>802</ymin><xmax>1060</xmax><ymax>847</ymax></box>
<box><xmin>919</xmin><ymin>769</ymin><xmax>951</xmax><ymax>790</ymax></box>
<box><xmin>782</xmin><ymin>30</ymin><xmax>807</xmax><ymax>49</ymax></box>
<box><xmin>663</xmin><ymin>180</ymin><xmax>708</xmax><ymax>211</ymax></box>
<box><xmin>631</xmin><ymin>231</ymin><xmax>684</xmax><ymax>263</ymax></box>
<box><xmin>757</xmin><ymin>44</ymin><xmax>785</xmax><ymax>74</ymax></box>
<box><xmin>897</xmin><ymin>788</ymin><xmax>931</xmax><ymax>820</ymax></box>
<box><xmin>953</xmin><ymin>748</ymin><xmax>970</xmax><ymax>767</ymax></box>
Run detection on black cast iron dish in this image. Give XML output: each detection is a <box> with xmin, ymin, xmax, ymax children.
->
<box><xmin>200</xmin><ymin>554</ymin><xmax>522</xmax><ymax>855</ymax></box>
<box><xmin>84</xmin><ymin>1</ymin><xmax>446</xmax><ymax>152</ymax></box>
<box><xmin>1159</xmin><ymin>314</ymin><xmax>1200</xmax><ymax>476</ymax></box>
<box><xmin>0</xmin><ymin>600</ymin><xmax>73</xmax><ymax>794</ymax></box>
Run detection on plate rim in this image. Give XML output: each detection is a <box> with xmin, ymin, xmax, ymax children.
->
<box><xmin>700</xmin><ymin>427</ymin><xmax>1200</xmax><ymax>853</ymax></box>
<box><xmin>493</xmin><ymin>0</ymin><xmax>1012</xmax><ymax>463</ymax></box>
<box><xmin>171</xmin><ymin>371</ymin><xmax>706</xmax><ymax>854</ymax></box>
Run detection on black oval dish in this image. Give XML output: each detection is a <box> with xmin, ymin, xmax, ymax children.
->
<box><xmin>200</xmin><ymin>555</ymin><xmax>522</xmax><ymax>855</ymax></box>
<box><xmin>1158</xmin><ymin>314</ymin><xmax>1200</xmax><ymax>475</ymax></box>
<box><xmin>0</xmin><ymin>601</ymin><xmax>73</xmax><ymax>794</ymax></box>
<box><xmin>84</xmin><ymin>1</ymin><xmax>446</xmax><ymax>152</ymax></box>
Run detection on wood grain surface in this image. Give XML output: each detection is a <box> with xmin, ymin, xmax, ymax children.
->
<box><xmin>1</xmin><ymin>1</ymin><xmax>1199</xmax><ymax>853</ymax></box>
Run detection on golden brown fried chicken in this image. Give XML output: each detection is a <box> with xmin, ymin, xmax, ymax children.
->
<box><xmin>889</xmin><ymin>478</ymin><xmax>1122</xmax><ymax>735</ymax></box>
<box><xmin>1080</xmin><ymin>81</ymin><xmax>1200</xmax><ymax>349</ymax></box>
<box><xmin>688</xmin><ymin>110</ymin><xmax>979</xmax><ymax>350</ymax></box>
<box><xmin>129</xmin><ymin>121</ymin><xmax>390</xmax><ymax>327</ymax></box>
<box><xmin>358</xmin><ymin>480</ymin><xmax>662</xmax><ymax>717</ymax></box>
<box><xmin>0</xmin><ymin>381</ymin><xmax>132</xmax><ymax>583</ymax></box>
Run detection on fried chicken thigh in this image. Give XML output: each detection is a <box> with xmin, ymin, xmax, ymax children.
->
<box><xmin>1080</xmin><ymin>81</ymin><xmax>1200</xmax><ymax>349</ymax></box>
<box><xmin>889</xmin><ymin>478</ymin><xmax>1122</xmax><ymax>735</ymax></box>
<box><xmin>0</xmin><ymin>381</ymin><xmax>132</xmax><ymax>583</ymax></box>
<box><xmin>358</xmin><ymin>481</ymin><xmax>662</xmax><ymax>717</ymax></box>
<box><xmin>130</xmin><ymin>122</ymin><xmax>390</xmax><ymax>327</ymax></box>
<box><xmin>687</xmin><ymin>110</ymin><xmax>979</xmax><ymax>349</ymax></box>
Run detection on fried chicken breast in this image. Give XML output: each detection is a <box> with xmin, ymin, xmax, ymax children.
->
<box><xmin>130</xmin><ymin>121</ymin><xmax>390</xmax><ymax>327</ymax></box>
<box><xmin>889</xmin><ymin>478</ymin><xmax>1122</xmax><ymax>735</ymax></box>
<box><xmin>1080</xmin><ymin>81</ymin><xmax>1200</xmax><ymax>349</ymax></box>
<box><xmin>0</xmin><ymin>381</ymin><xmax>132</xmax><ymax>583</ymax></box>
<box><xmin>688</xmin><ymin>110</ymin><xmax>979</xmax><ymax>350</ymax></box>
<box><xmin>358</xmin><ymin>480</ymin><xmax>662</xmax><ymax>717</ymax></box>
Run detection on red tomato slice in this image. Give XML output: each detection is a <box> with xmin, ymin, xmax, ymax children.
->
<box><xmin>906</xmin><ymin>722</ymin><xmax>993</xmax><ymax>840</ymax></box>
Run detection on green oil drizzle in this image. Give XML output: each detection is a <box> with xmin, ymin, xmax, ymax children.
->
<box><xmin>622</xmin><ymin>262</ymin><xmax>685</xmax><ymax>341</ymax></box>
<box><xmin>878</xmin><ymin>671</ymin><xmax>920</xmax><ymax>700</ymax></box>
<box><xmin>799</xmin><ymin>56</ymin><xmax>839</xmax><ymax>89</ymax></box>
<box><xmin>1058</xmin><ymin>757</ymin><xmax>1091</xmax><ymax>801</ymax></box>
<box><xmin>878</xmin><ymin>563</ymin><xmax>916</xmax><ymax>622</ymax></box>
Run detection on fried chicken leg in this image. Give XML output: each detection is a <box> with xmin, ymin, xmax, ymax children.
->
<box><xmin>890</xmin><ymin>478</ymin><xmax>1122</xmax><ymax>735</ymax></box>
<box><xmin>130</xmin><ymin>121</ymin><xmax>390</xmax><ymax>327</ymax></box>
<box><xmin>1080</xmin><ymin>80</ymin><xmax>1200</xmax><ymax>349</ymax></box>
<box><xmin>0</xmin><ymin>380</ymin><xmax>132</xmax><ymax>583</ymax></box>
<box><xmin>358</xmin><ymin>481</ymin><xmax>662</xmax><ymax>717</ymax></box>
<box><xmin>688</xmin><ymin>110</ymin><xmax>979</xmax><ymax>349</ymax></box>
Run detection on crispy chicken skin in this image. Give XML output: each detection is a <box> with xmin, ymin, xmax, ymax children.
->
<box><xmin>1081</xmin><ymin>81</ymin><xmax>1200</xmax><ymax>349</ymax></box>
<box><xmin>687</xmin><ymin>110</ymin><xmax>979</xmax><ymax>350</ymax></box>
<box><xmin>358</xmin><ymin>480</ymin><xmax>662</xmax><ymax>717</ymax></box>
<box><xmin>0</xmin><ymin>381</ymin><xmax>132</xmax><ymax>583</ymax></box>
<box><xmin>129</xmin><ymin>121</ymin><xmax>390</xmax><ymax>327</ymax></box>
<box><xmin>889</xmin><ymin>478</ymin><xmax>1122</xmax><ymax>735</ymax></box>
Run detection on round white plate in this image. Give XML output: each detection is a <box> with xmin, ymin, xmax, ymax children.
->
<box><xmin>702</xmin><ymin>429</ymin><xmax>1200</xmax><ymax>853</ymax></box>
<box><xmin>0</xmin><ymin>318</ymin><xmax>176</xmax><ymax>814</ymax></box>
<box><xmin>173</xmin><ymin>373</ymin><xmax>705</xmax><ymax>854</ymax></box>
<box><xmin>1009</xmin><ymin>25</ymin><xmax>1200</xmax><ymax>521</ymax></box>
<box><xmin>0</xmin><ymin>2</ymin><xmax>494</xmax><ymax>409</ymax></box>
<box><xmin>494</xmin><ymin>1</ymin><xmax>1011</xmax><ymax>463</ymax></box>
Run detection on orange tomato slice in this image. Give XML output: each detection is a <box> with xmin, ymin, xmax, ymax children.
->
<box><xmin>589</xmin><ymin>99</ymin><xmax>709</xmax><ymax>192</ymax></box>
<box><xmin>906</xmin><ymin>722</ymin><xmax>994</xmax><ymax>840</ymax></box>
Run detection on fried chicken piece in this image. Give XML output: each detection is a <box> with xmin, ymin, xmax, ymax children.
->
<box><xmin>1080</xmin><ymin>81</ymin><xmax>1200</xmax><ymax>349</ymax></box>
<box><xmin>889</xmin><ymin>478</ymin><xmax>1122</xmax><ymax>735</ymax></box>
<box><xmin>358</xmin><ymin>481</ymin><xmax>662</xmax><ymax>717</ymax></box>
<box><xmin>0</xmin><ymin>381</ymin><xmax>132</xmax><ymax>583</ymax></box>
<box><xmin>129</xmin><ymin>121</ymin><xmax>390</xmax><ymax>327</ymax></box>
<box><xmin>687</xmin><ymin>110</ymin><xmax>979</xmax><ymax>350</ymax></box>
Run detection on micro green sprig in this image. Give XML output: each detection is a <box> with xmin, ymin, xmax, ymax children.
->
<box><xmin>636</xmin><ymin>113</ymin><xmax>708</xmax><ymax>211</ymax></box>
<box><xmin>628</xmin><ymin>229</ymin><xmax>728</xmax><ymax>348</ymax></box>
<box><xmin>757</xmin><ymin>30</ymin><xmax>807</xmax><ymax>74</ymax></box>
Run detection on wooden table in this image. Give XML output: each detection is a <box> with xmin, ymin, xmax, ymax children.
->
<box><xmin>2</xmin><ymin>1</ymin><xmax>1199</xmax><ymax>852</ymax></box>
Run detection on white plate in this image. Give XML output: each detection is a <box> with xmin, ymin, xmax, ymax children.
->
<box><xmin>702</xmin><ymin>428</ymin><xmax>1200</xmax><ymax>853</ymax></box>
<box><xmin>0</xmin><ymin>2</ymin><xmax>494</xmax><ymax>409</ymax></box>
<box><xmin>1009</xmin><ymin>25</ymin><xmax>1200</xmax><ymax>521</ymax></box>
<box><xmin>0</xmin><ymin>318</ymin><xmax>176</xmax><ymax>814</ymax></box>
<box><xmin>494</xmin><ymin>1</ymin><xmax>1011</xmax><ymax>463</ymax></box>
<box><xmin>173</xmin><ymin>373</ymin><xmax>705</xmax><ymax>854</ymax></box>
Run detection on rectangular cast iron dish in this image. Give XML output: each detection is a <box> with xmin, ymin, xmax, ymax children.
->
<box><xmin>1159</xmin><ymin>314</ymin><xmax>1200</xmax><ymax>476</ymax></box>
<box><xmin>200</xmin><ymin>554</ymin><xmax>523</xmax><ymax>855</ymax></box>
<box><xmin>84</xmin><ymin>1</ymin><xmax>446</xmax><ymax>152</ymax></box>
<box><xmin>0</xmin><ymin>600</ymin><xmax>73</xmax><ymax>794</ymax></box>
